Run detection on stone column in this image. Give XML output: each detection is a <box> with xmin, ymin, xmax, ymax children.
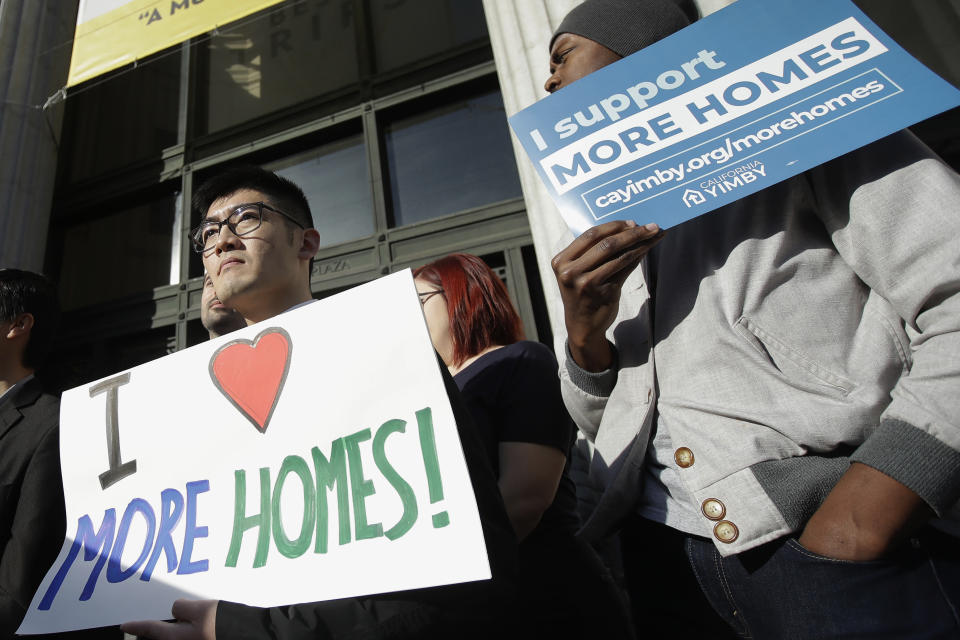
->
<box><xmin>0</xmin><ymin>0</ymin><xmax>77</xmax><ymax>271</ymax></box>
<box><xmin>482</xmin><ymin>0</ymin><xmax>579</xmax><ymax>354</ymax></box>
<box><xmin>483</xmin><ymin>0</ymin><xmax>736</xmax><ymax>353</ymax></box>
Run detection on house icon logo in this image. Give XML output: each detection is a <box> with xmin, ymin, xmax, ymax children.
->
<box><xmin>682</xmin><ymin>189</ymin><xmax>705</xmax><ymax>208</ymax></box>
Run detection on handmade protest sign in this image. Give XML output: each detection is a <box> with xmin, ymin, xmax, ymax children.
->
<box><xmin>508</xmin><ymin>0</ymin><xmax>960</xmax><ymax>235</ymax></box>
<box><xmin>19</xmin><ymin>271</ymin><xmax>489</xmax><ymax>634</ymax></box>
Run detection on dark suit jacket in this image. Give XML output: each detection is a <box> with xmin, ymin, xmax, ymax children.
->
<box><xmin>0</xmin><ymin>378</ymin><xmax>120</xmax><ymax>640</ymax></box>
<box><xmin>0</xmin><ymin>377</ymin><xmax>65</xmax><ymax>637</ymax></box>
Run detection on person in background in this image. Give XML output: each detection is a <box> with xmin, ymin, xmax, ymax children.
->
<box><xmin>0</xmin><ymin>269</ymin><xmax>119</xmax><ymax>639</ymax></box>
<box><xmin>546</xmin><ymin>0</ymin><xmax>960</xmax><ymax>638</ymax></box>
<box><xmin>200</xmin><ymin>273</ymin><xmax>244</xmax><ymax>339</ymax></box>
<box><xmin>414</xmin><ymin>253</ymin><xmax>633</xmax><ymax>639</ymax></box>
<box><xmin>0</xmin><ymin>268</ymin><xmax>63</xmax><ymax>638</ymax></box>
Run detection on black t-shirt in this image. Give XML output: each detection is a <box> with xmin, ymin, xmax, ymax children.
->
<box><xmin>454</xmin><ymin>341</ymin><xmax>580</xmax><ymax>541</ymax></box>
<box><xmin>216</xmin><ymin>358</ymin><xmax>520</xmax><ymax>639</ymax></box>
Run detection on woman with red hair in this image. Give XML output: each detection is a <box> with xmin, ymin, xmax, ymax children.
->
<box><xmin>413</xmin><ymin>253</ymin><xmax>632</xmax><ymax>638</ymax></box>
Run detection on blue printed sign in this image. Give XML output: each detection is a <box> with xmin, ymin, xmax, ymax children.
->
<box><xmin>508</xmin><ymin>0</ymin><xmax>960</xmax><ymax>234</ymax></box>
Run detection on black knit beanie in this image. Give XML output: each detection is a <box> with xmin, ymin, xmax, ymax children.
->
<box><xmin>551</xmin><ymin>0</ymin><xmax>696</xmax><ymax>58</ymax></box>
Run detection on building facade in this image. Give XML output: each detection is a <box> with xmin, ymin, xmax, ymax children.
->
<box><xmin>0</xmin><ymin>0</ymin><xmax>957</xmax><ymax>389</ymax></box>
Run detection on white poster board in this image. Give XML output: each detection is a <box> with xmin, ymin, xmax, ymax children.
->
<box><xmin>20</xmin><ymin>270</ymin><xmax>490</xmax><ymax>634</ymax></box>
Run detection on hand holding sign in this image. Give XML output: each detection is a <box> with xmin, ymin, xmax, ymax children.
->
<box><xmin>510</xmin><ymin>0</ymin><xmax>960</xmax><ymax>236</ymax></box>
<box><xmin>552</xmin><ymin>220</ymin><xmax>663</xmax><ymax>371</ymax></box>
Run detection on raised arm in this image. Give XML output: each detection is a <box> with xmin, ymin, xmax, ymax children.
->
<box><xmin>552</xmin><ymin>220</ymin><xmax>663</xmax><ymax>372</ymax></box>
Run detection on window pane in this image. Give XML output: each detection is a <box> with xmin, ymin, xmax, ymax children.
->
<box><xmin>63</xmin><ymin>51</ymin><xmax>180</xmax><ymax>183</ymax></box>
<box><xmin>383</xmin><ymin>90</ymin><xmax>522</xmax><ymax>227</ymax></box>
<box><xmin>371</xmin><ymin>0</ymin><xmax>488</xmax><ymax>72</ymax></box>
<box><xmin>56</xmin><ymin>195</ymin><xmax>177</xmax><ymax>310</ymax></box>
<box><xmin>47</xmin><ymin>327</ymin><xmax>176</xmax><ymax>391</ymax></box>
<box><xmin>202</xmin><ymin>1</ymin><xmax>359</xmax><ymax>134</ymax></box>
<box><xmin>270</xmin><ymin>135</ymin><xmax>374</xmax><ymax>247</ymax></box>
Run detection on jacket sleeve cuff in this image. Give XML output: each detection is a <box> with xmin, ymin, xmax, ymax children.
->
<box><xmin>215</xmin><ymin>601</ymin><xmax>272</xmax><ymax>640</ymax></box>
<box><xmin>850</xmin><ymin>418</ymin><xmax>960</xmax><ymax>516</ymax></box>
<box><xmin>563</xmin><ymin>340</ymin><xmax>619</xmax><ymax>398</ymax></box>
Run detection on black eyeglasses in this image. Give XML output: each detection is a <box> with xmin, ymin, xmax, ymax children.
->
<box><xmin>191</xmin><ymin>202</ymin><xmax>305</xmax><ymax>253</ymax></box>
<box><xmin>417</xmin><ymin>289</ymin><xmax>444</xmax><ymax>305</ymax></box>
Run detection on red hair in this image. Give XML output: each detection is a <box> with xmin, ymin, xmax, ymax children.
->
<box><xmin>413</xmin><ymin>253</ymin><xmax>524</xmax><ymax>366</ymax></box>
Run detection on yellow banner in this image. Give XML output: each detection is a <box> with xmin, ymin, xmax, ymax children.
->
<box><xmin>67</xmin><ymin>0</ymin><xmax>286</xmax><ymax>87</ymax></box>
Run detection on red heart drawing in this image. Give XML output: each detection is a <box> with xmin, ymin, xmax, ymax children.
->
<box><xmin>209</xmin><ymin>327</ymin><xmax>292</xmax><ymax>433</ymax></box>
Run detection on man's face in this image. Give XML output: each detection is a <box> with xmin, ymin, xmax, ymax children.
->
<box><xmin>544</xmin><ymin>33</ymin><xmax>622</xmax><ymax>94</ymax></box>
<box><xmin>414</xmin><ymin>278</ymin><xmax>454</xmax><ymax>367</ymax></box>
<box><xmin>201</xmin><ymin>274</ymin><xmax>245</xmax><ymax>338</ymax></box>
<box><xmin>200</xmin><ymin>188</ymin><xmax>305</xmax><ymax>316</ymax></box>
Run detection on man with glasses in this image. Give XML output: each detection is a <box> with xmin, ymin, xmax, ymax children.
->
<box><xmin>189</xmin><ymin>173</ymin><xmax>318</xmax><ymax>326</ymax></box>
<box><xmin>123</xmin><ymin>165</ymin><xmax>518</xmax><ymax>640</ymax></box>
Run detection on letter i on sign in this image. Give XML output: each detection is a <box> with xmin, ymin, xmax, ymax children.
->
<box><xmin>530</xmin><ymin>129</ymin><xmax>548</xmax><ymax>152</ymax></box>
<box><xmin>89</xmin><ymin>372</ymin><xmax>137</xmax><ymax>489</ymax></box>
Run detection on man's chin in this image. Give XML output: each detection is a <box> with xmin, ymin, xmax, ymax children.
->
<box><xmin>214</xmin><ymin>277</ymin><xmax>246</xmax><ymax>306</ymax></box>
<box><xmin>217</xmin><ymin>288</ymin><xmax>255</xmax><ymax>319</ymax></box>
<box><xmin>211</xmin><ymin>309</ymin><xmax>240</xmax><ymax>322</ymax></box>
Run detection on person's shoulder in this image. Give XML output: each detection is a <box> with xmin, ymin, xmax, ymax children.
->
<box><xmin>459</xmin><ymin>342</ymin><xmax>559</xmax><ymax>390</ymax></box>
<box><xmin>492</xmin><ymin>341</ymin><xmax>560</xmax><ymax>383</ymax></box>
<box><xmin>507</xmin><ymin>340</ymin><xmax>559</xmax><ymax>366</ymax></box>
<box><xmin>815</xmin><ymin>129</ymin><xmax>944</xmax><ymax>184</ymax></box>
<box><xmin>20</xmin><ymin>383</ymin><xmax>60</xmax><ymax>413</ymax></box>
<box><xmin>0</xmin><ymin>383</ymin><xmax>60</xmax><ymax>474</ymax></box>
<box><xmin>8</xmin><ymin>380</ymin><xmax>60</xmax><ymax>431</ymax></box>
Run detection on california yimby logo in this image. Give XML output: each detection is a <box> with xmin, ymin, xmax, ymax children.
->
<box><xmin>683</xmin><ymin>161</ymin><xmax>768</xmax><ymax>207</ymax></box>
<box><xmin>682</xmin><ymin>188</ymin><xmax>707</xmax><ymax>207</ymax></box>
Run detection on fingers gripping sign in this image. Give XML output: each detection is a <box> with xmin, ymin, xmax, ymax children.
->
<box><xmin>122</xmin><ymin>599</ymin><xmax>218</xmax><ymax>640</ymax></box>
<box><xmin>552</xmin><ymin>220</ymin><xmax>663</xmax><ymax>372</ymax></box>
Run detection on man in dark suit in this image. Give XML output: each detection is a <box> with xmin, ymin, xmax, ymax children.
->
<box><xmin>0</xmin><ymin>269</ymin><xmax>64</xmax><ymax>637</ymax></box>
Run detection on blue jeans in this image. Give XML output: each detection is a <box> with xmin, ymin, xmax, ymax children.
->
<box><xmin>686</xmin><ymin>527</ymin><xmax>960</xmax><ymax>639</ymax></box>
